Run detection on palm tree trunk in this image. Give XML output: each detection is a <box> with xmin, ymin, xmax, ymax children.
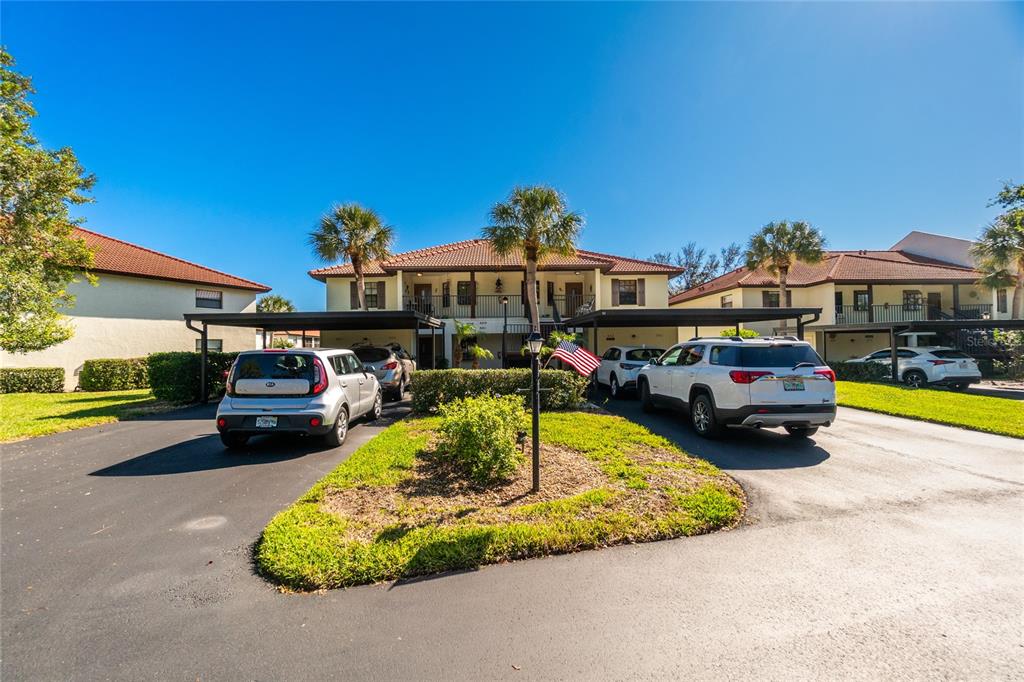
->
<box><xmin>526</xmin><ymin>253</ymin><xmax>540</xmax><ymax>334</ymax></box>
<box><xmin>353</xmin><ymin>260</ymin><xmax>367</xmax><ymax>311</ymax></box>
<box><xmin>778</xmin><ymin>266</ymin><xmax>789</xmax><ymax>308</ymax></box>
<box><xmin>453</xmin><ymin>333</ymin><xmax>463</xmax><ymax>366</ymax></box>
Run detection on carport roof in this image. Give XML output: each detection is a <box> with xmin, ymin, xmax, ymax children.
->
<box><xmin>564</xmin><ymin>307</ymin><xmax>823</xmax><ymax>328</ymax></box>
<box><xmin>183</xmin><ymin>310</ymin><xmax>443</xmax><ymax>331</ymax></box>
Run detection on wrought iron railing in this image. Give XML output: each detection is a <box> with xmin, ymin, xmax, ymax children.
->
<box><xmin>402</xmin><ymin>294</ymin><xmax>594</xmax><ymax>320</ymax></box>
<box><xmin>833</xmin><ymin>303</ymin><xmax>993</xmax><ymax>325</ymax></box>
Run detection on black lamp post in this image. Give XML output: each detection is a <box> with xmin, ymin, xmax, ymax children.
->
<box><xmin>526</xmin><ymin>330</ymin><xmax>544</xmax><ymax>492</ymax></box>
<box><xmin>501</xmin><ymin>295</ymin><xmax>509</xmax><ymax>369</ymax></box>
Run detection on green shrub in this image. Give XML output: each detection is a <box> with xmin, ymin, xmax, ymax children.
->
<box><xmin>147</xmin><ymin>351</ymin><xmax>239</xmax><ymax>403</ymax></box>
<box><xmin>437</xmin><ymin>394</ymin><xmax>526</xmax><ymax>484</ymax></box>
<box><xmin>79</xmin><ymin>358</ymin><xmax>149</xmax><ymax>391</ymax></box>
<box><xmin>0</xmin><ymin>367</ymin><xmax>64</xmax><ymax>393</ymax></box>
<box><xmin>720</xmin><ymin>327</ymin><xmax>760</xmax><ymax>338</ymax></box>
<box><xmin>831</xmin><ymin>360</ymin><xmax>889</xmax><ymax>382</ymax></box>
<box><xmin>410</xmin><ymin>368</ymin><xmax>589</xmax><ymax>413</ymax></box>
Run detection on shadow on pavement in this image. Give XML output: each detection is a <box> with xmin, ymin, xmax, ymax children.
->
<box><xmin>601</xmin><ymin>398</ymin><xmax>831</xmax><ymax>471</ymax></box>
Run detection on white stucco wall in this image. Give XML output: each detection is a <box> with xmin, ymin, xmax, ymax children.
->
<box><xmin>0</xmin><ymin>274</ymin><xmax>259</xmax><ymax>390</ymax></box>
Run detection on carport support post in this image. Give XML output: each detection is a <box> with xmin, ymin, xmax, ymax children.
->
<box><xmin>200</xmin><ymin>323</ymin><xmax>208</xmax><ymax>403</ymax></box>
<box><xmin>796</xmin><ymin>319</ymin><xmax>805</xmax><ymax>340</ymax></box>
<box><xmin>890</xmin><ymin>326</ymin><xmax>899</xmax><ymax>384</ymax></box>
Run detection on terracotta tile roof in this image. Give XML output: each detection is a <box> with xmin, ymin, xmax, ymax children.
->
<box><xmin>75</xmin><ymin>227</ymin><xmax>270</xmax><ymax>292</ymax></box>
<box><xmin>669</xmin><ymin>250</ymin><xmax>979</xmax><ymax>304</ymax></box>
<box><xmin>308</xmin><ymin>239</ymin><xmax>682</xmax><ymax>281</ymax></box>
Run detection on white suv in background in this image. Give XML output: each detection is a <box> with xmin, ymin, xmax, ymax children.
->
<box><xmin>637</xmin><ymin>337</ymin><xmax>837</xmax><ymax>438</ymax></box>
<box><xmin>216</xmin><ymin>348</ymin><xmax>382</xmax><ymax>450</ymax></box>
<box><xmin>848</xmin><ymin>346</ymin><xmax>982</xmax><ymax>390</ymax></box>
<box><xmin>596</xmin><ymin>345</ymin><xmax>666</xmax><ymax>398</ymax></box>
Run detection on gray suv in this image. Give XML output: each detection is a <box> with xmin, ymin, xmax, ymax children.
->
<box><xmin>353</xmin><ymin>344</ymin><xmax>416</xmax><ymax>400</ymax></box>
<box><xmin>216</xmin><ymin>349</ymin><xmax>382</xmax><ymax>449</ymax></box>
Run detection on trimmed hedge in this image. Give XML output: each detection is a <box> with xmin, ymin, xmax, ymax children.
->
<box><xmin>410</xmin><ymin>368</ymin><xmax>590</xmax><ymax>413</ymax></box>
<box><xmin>0</xmin><ymin>367</ymin><xmax>65</xmax><ymax>393</ymax></box>
<box><xmin>831</xmin><ymin>361</ymin><xmax>889</xmax><ymax>382</ymax></box>
<box><xmin>79</xmin><ymin>358</ymin><xmax>150</xmax><ymax>391</ymax></box>
<box><xmin>147</xmin><ymin>351</ymin><xmax>239</xmax><ymax>403</ymax></box>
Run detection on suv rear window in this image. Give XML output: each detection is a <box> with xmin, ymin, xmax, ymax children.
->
<box><xmin>625</xmin><ymin>348</ymin><xmax>664</xmax><ymax>362</ymax></box>
<box><xmin>354</xmin><ymin>348</ymin><xmax>391</xmax><ymax>363</ymax></box>
<box><xmin>710</xmin><ymin>344</ymin><xmax>824</xmax><ymax>367</ymax></box>
<box><xmin>234</xmin><ymin>353</ymin><xmax>314</xmax><ymax>380</ymax></box>
<box><xmin>929</xmin><ymin>349</ymin><xmax>971</xmax><ymax>359</ymax></box>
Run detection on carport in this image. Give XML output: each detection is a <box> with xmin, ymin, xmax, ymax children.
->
<box><xmin>184</xmin><ymin>310</ymin><xmax>443</xmax><ymax>402</ymax></box>
<box><xmin>564</xmin><ymin>307</ymin><xmax>824</xmax><ymax>355</ymax></box>
<box><xmin>816</xmin><ymin>318</ymin><xmax>1024</xmax><ymax>382</ymax></box>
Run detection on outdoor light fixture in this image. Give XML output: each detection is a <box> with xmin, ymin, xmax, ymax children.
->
<box><xmin>526</xmin><ymin>332</ymin><xmax>544</xmax><ymax>355</ymax></box>
<box><xmin>500</xmin><ymin>296</ymin><xmax>509</xmax><ymax>305</ymax></box>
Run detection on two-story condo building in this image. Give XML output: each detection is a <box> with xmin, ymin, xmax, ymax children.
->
<box><xmin>309</xmin><ymin>239</ymin><xmax>683</xmax><ymax>368</ymax></box>
<box><xmin>670</xmin><ymin>231</ymin><xmax>1014</xmax><ymax>362</ymax></box>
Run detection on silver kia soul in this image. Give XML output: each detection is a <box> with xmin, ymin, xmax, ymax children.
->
<box><xmin>215</xmin><ymin>349</ymin><xmax>382</xmax><ymax>450</ymax></box>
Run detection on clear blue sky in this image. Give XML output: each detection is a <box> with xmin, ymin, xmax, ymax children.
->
<box><xmin>5</xmin><ymin>2</ymin><xmax>1022</xmax><ymax>309</ymax></box>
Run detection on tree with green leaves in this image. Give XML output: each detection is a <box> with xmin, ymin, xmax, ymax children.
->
<box><xmin>256</xmin><ymin>294</ymin><xmax>295</xmax><ymax>313</ymax></box>
<box><xmin>971</xmin><ymin>182</ymin><xmax>1023</xmax><ymax>319</ymax></box>
<box><xmin>451</xmin><ymin>319</ymin><xmax>476</xmax><ymax>366</ymax></box>
<box><xmin>309</xmin><ymin>203</ymin><xmax>394</xmax><ymax>311</ymax></box>
<box><xmin>484</xmin><ymin>186</ymin><xmax>584</xmax><ymax>333</ymax></box>
<box><xmin>0</xmin><ymin>48</ymin><xmax>95</xmax><ymax>353</ymax></box>
<box><xmin>652</xmin><ymin>241</ymin><xmax>743</xmax><ymax>294</ymax></box>
<box><xmin>744</xmin><ymin>221</ymin><xmax>827</xmax><ymax>306</ymax></box>
<box><xmin>466</xmin><ymin>343</ymin><xmax>494</xmax><ymax>369</ymax></box>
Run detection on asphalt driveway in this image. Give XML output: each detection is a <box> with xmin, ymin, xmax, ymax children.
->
<box><xmin>2</xmin><ymin>399</ymin><xmax>1021</xmax><ymax>680</ymax></box>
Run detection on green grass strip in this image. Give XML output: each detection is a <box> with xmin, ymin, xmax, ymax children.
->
<box><xmin>0</xmin><ymin>389</ymin><xmax>159</xmax><ymax>442</ymax></box>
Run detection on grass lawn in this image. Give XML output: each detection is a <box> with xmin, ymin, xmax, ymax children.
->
<box><xmin>0</xmin><ymin>389</ymin><xmax>169</xmax><ymax>442</ymax></box>
<box><xmin>257</xmin><ymin>411</ymin><xmax>744</xmax><ymax>590</ymax></box>
<box><xmin>836</xmin><ymin>381</ymin><xmax>1024</xmax><ymax>439</ymax></box>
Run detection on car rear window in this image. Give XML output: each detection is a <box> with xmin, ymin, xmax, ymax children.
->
<box><xmin>710</xmin><ymin>344</ymin><xmax>825</xmax><ymax>367</ymax></box>
<box><xmin>625</xmin><ymin>348</ymin><xmax>664</xmax><ymax>362</ymax></box>
<box><xmin>354</xmin><ymin>348</ymin><xmax>391</xmax><ymax>363</ymax></box>
<box><xmin>234</xmin><ymin>353</ymin><xmax>314</xmax><ymax>380</ymax></box>
<box><xmin>929</xmin><ymin>349</ymin><xmax>971</xmax><ymax>359</ymax></box>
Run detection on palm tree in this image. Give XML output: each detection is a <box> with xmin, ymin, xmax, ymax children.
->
<box><xmin>744</xmin><ymin>221</ymin><xmax>827</xmax><ymax>306</ymax></box>
<box><xmin>466</xmin><ymin>344</ymin><xmax>494</xmax><ymax>369</ymax></box>
<box><xmin>256</xmin><ymin>294</ymin><xmax>295</xmax><ymax>313</ymax></box>
<box><xmin>483</xmin><ymin>186</ymin><xmax>584</xmax><ymax>333</ymax></box>
<box><xmin>309</xmin><ymin>203</ymin><xmax>394</xmax><ymax>310</ymax></box>
<box><xmin>971</xmin><ymin>219</ymin><xmax>1023</xmax><ymax>319</ymax></box>
<box><xmin>452</xmin><ymin>320</ymin><xmax>476</xmax><ymax>366</ymax></box>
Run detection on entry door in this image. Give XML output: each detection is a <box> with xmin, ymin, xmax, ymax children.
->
<box><xmin>927</xmin><ymin>292</ymin><xmax>942</xmax><ymax>319</ymax></box>
<box><xmin>565</xmin><ymin>282</ymin><xmax>584</xmax><ymax>317</ymax></box>
<box><xmin>417</xmin><ymin>336</ymin><xmax>435</xmax><ymax>370</ymax></box>
<box><xmin>413</xmin><ymin>284</ymin><xmax>432</xmax><ymax>314</ymax></box>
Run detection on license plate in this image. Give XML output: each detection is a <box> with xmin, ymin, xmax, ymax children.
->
<box><xmin>255</xmin><ymin>416</ymin><xmax>277</xmax><ymax>428</ymax></box>
<box><xmin>783</xmin><ymin>379</ymin><xmax>805</xmax><ymax>391</ymax></box>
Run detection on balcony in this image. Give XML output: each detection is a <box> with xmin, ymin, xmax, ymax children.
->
<box><xmin>833</xmin><ymin>304</ymin><xmax>992</xmax><ymax>325</ymax></box>
<box><xmin>403</xmin><ymin>294</ymin><xmax>594</xmax><ymax>321</ymax></box>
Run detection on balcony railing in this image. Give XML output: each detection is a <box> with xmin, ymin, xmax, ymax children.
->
<box><xmin>833</xmin><ymin>304</ymin><xmax>992</xmax><ymax>325</ymax></box>
<box><xmin>403</xmin><ymin>294</ymin><xmax>595</xmax><ymax>320</ymax></box>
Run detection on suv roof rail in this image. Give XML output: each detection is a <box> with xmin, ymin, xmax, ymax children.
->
<box><xmin>763</xmin><ymin>335</ymin><xmax>800</xmax><ymax>341</ymax></box>
<box><xmin>687</xmin><ymin>336</ymin><xmax>747</xmax><ymax>342</ymax></box>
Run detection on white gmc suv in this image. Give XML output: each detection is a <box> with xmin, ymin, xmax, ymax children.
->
<box><xmin>636</xmin><ymin>337</ymin><xmax>837</xmax><ymax>438</ymax></box>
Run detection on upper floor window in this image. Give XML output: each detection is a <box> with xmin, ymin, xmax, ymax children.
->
<box><xmin>351</xmin><ymin>281</ymin><xmax>386</xmax><ymax>309</ymax></box>
<box><xmin>720</xmin><ymin>294</ymin><xmax>733</xmax><ymax>309</ymax></box>
<box><xmin>364</xmin><ymin>282</ymin><xmax>381</xmax><ymax>309</ymax></box>
<box><xmin>997</xmin><ymin>289</ymin><xmax>1008</xmax><ymax>314</ymax></box>
<box><xmin>762</xmin><ymin>291</ymin><xmax>779</xmax><ymax>307</ymax></box>
<box><xmin>902</xmin><ymin>290</ymin><xmax>923</xmax><ymax>311</ymax></box>
<box><xmin>612</xmin><ymin>278</ymin><xmax>644</xmax><ymax>306</ymax></box>
<box><xmin>196</xmin><ymin>289</ymin><xmax>223</xmax><ymax>309</ymax></box>
<box><xmin>457</xmin><ymin>281</ymin><xmax>475</xmax><ymax>305</ymax></box>
<box><xmin>853</xmin><ymin>290</ymin><xmax>870</xmax><ymax>311</ymax></box>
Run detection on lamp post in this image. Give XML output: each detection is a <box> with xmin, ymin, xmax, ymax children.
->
<box><xmin>501</xmin><ymin>296</ymin><xmax>509</xmax><ymax>369</ymax></box>
<box><xmin>526</xmin><ymin>331</ymin><xmax>544</xmax><ymax>492</ymax></box>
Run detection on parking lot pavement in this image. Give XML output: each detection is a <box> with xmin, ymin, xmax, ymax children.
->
<box><xmin>2</xmin><ymin>399</ymin><xmax>1022</xmax><ymax>680</ymax></box>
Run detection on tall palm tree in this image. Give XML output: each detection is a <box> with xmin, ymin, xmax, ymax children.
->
<box><xmin>483</xmin><ymin>186</ymin><xmax>584</xmax><ymax>333</ymax></box>
<box><xmin>971</xmin><ymin>218</ymin><xmax>1023</xmax><ymax>319</ymax></box>
<box><xmin>309</xmin><ymin>203</ymin><xmax>394</xmax><ymax>310</ymax></box>
<box><xmin>744</xmin><ymin>221</ymin><xmax>827</xmax><ymax>306</ymax></box>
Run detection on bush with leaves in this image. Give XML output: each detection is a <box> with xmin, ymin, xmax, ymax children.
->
<box><xmin>410</xmin><ymin>368</ymin><xmax>589</xmax><ymax>413</ymax></box>
<box><xmin>437</xmin><ymin>394</ymin><xmax>526</xmax><ymax>484</ymax></box>
<box><xmin>831</xmin><ymin>361</ymin><xmax>889</xmax><ymax>382</ymax></box>
<box><xmin>79</xmin><ymin>358</ymin><xmax>149</xmax><ymax>391</ymax></box>
<box><xmin>992</xmin><ymin>329</ymin><xmax>1024</xmax><ymax>379</ymax></box>
<box><xmin>147</xmin><ymin>351</ymin><xmax>239</xmax><ymax>403</ymax></box>
<box><xmin>719</xmin><ymin>327</ymin><xmax>760</xmax><ymax>338</ymax></box>
<box><xmin>0</xmin><ymin>367</ymin><xmax>64</xmax><ymax>393</ymax></box>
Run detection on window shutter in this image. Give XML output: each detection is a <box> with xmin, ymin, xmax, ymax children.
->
<box><xmin>637</xmin><ymin>278</ymin><xmax>646</xmax><ymax>306</ymax></box>
<box><xmin>350</xmin><ymin>282</ymin><xmax>358</xmax><ymax>309</ymax></box>
<box><xmin>376</xmin><ymin>281</ymin><xmax>386</xmax><ymax>309</ymax></box>
<box><xmin>611</xmin><ymin>279</ymin><xmax>620</xmax><ymax>306</ymax></box>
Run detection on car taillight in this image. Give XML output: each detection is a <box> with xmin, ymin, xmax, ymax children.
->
<box><xmin>382</xmin><ymin>361</ymin><xmax>399</xmax><ymax>370</ymax></box>
<box><xmin>729</xmin><ymin>370</ymin><xmax>774</xmax><ymax>384</ymax></box>
<box><xmin>216</xmin><ymin>417</ymin><xmax>226</xmax><ymax>429</ymax></box>
<box><xmin>814</xmin><ymin>368</ymin><xmax>836</xmax><ymax>382</ymax></box>
<box><xmin>309</xmin><ymin>417</ymin><xmax>322</xmax><ymax>427</ymax></box>
<box><xmin>928</xmin><ymin>359</ymin><xmax>954</xmax><ymax>366</ymax></box>
<box><xmin>311</xmin><ymin>357</ymin><xmax>328</xmax><ymax>395</ymax></box>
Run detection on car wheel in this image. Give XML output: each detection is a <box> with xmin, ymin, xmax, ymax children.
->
<box><xmin>690</xmin><ymin>393</ymin><xmax>722</xmax><ymax>439</ymax></box>
<box><xmin>220</xmin><ymin>432</ymin><xmax>249</xmax><ymax>450</ymax></box>
<box><xmin>389</xmin><ymin>376</ymin><xmax>404</xmax><ymax>401</ymax></box>
<box><xmin>903</xmin><ymin>370</ymin><xmax>927</xmax><ymax>389</ymax></box>
<box><xmin>368</xmin><ymin>391</ymin><xmax>382</xmax><ymax>421</ymax></box>
<box><xmin>324</xmin><ymin>406</ymin><xmax>349</xmax><ymax>448</ymax></box>
<box><xmin>610</xmin><ymin>374</ymin><xmax>622</xmax><ymax>400</ymax></box>
<box><xmin>784</xmin><ymin>426</ymin><xmax>818</xmax><ymax>438</ymax></box>
<box><xmin>640</xmin><ymin>380</ymin><xmax>656</xmax><ymax>413</ymax></box>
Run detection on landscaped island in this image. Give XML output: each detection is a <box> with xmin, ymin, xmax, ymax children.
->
<box><xmin>256</xmin><ymin>411</ymin><xmax>744</xmax><ymax>590</ymax></box>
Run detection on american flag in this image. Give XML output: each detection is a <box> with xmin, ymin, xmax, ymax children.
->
<box><xmin>550</xmin><ymin>340</ymin><xmax>601</xmax><ymax>377</ymax></box>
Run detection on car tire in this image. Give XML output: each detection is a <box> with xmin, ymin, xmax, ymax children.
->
<box><xmin>610</xmin><ymin>374</ymin><xmax>622</xmax><ymax>400</ymax></box>
<box><xmin>220</xmin><ymin>432</ymin><xmax>249</xmax><ymax>450</ymax></box>
<box><xmin>367</xmin><ymin>391</ymin><xmax>383</xmax><ymax>421</ymax></box>
<box><xmin>323</xmin><ymin>406</ymin><xmax>349</xmax><ymax>448</ymax></box>
<box><xmin>784</xmin><ymin>426</ymin><xmax>818</xmax><ymax>438</ymax></box>
<box><xmin>903</xmin><ymin>370</ymin><xmax>927</xmax><ymax>389</ymax></box>
<box><xmin>640</xmin><ymin>380</ymin><xmax>656</xmax><ymax>413</ymax></box>
<box><xmin>389</xmin><ymin>376</ymin><xmax>405</xmax><ymax>401</ymax></box>
<box><xmin>690</xmin><ymin>393</ymin><xmax>722</xmax><ymax>439</ymax></box>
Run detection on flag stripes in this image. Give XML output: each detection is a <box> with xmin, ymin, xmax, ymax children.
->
<box><xmin>550</xmin><ymin>340</ymin><xmax>601</xmax><ymax>377</ymax></box>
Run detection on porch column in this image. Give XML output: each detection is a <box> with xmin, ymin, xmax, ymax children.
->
<box><xmin>301</xmin><ymin>330</ymin><xmax>307</xmax><ymax>348</ymax></box>
<box><xmin>953</xmin><ymin>284</ymin><xmax>960</xmax><ymax>317</ymax></box>
<box><xmin>867</xmin><ymin>285</ymin><xmax>875</xmax><ymax>322</ymax></box>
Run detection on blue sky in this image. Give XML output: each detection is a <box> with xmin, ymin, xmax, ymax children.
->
<box><xmin>5</xmin><ymin>2</ymin><xmax>1022</xmax><ymax>309</ymax></box>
